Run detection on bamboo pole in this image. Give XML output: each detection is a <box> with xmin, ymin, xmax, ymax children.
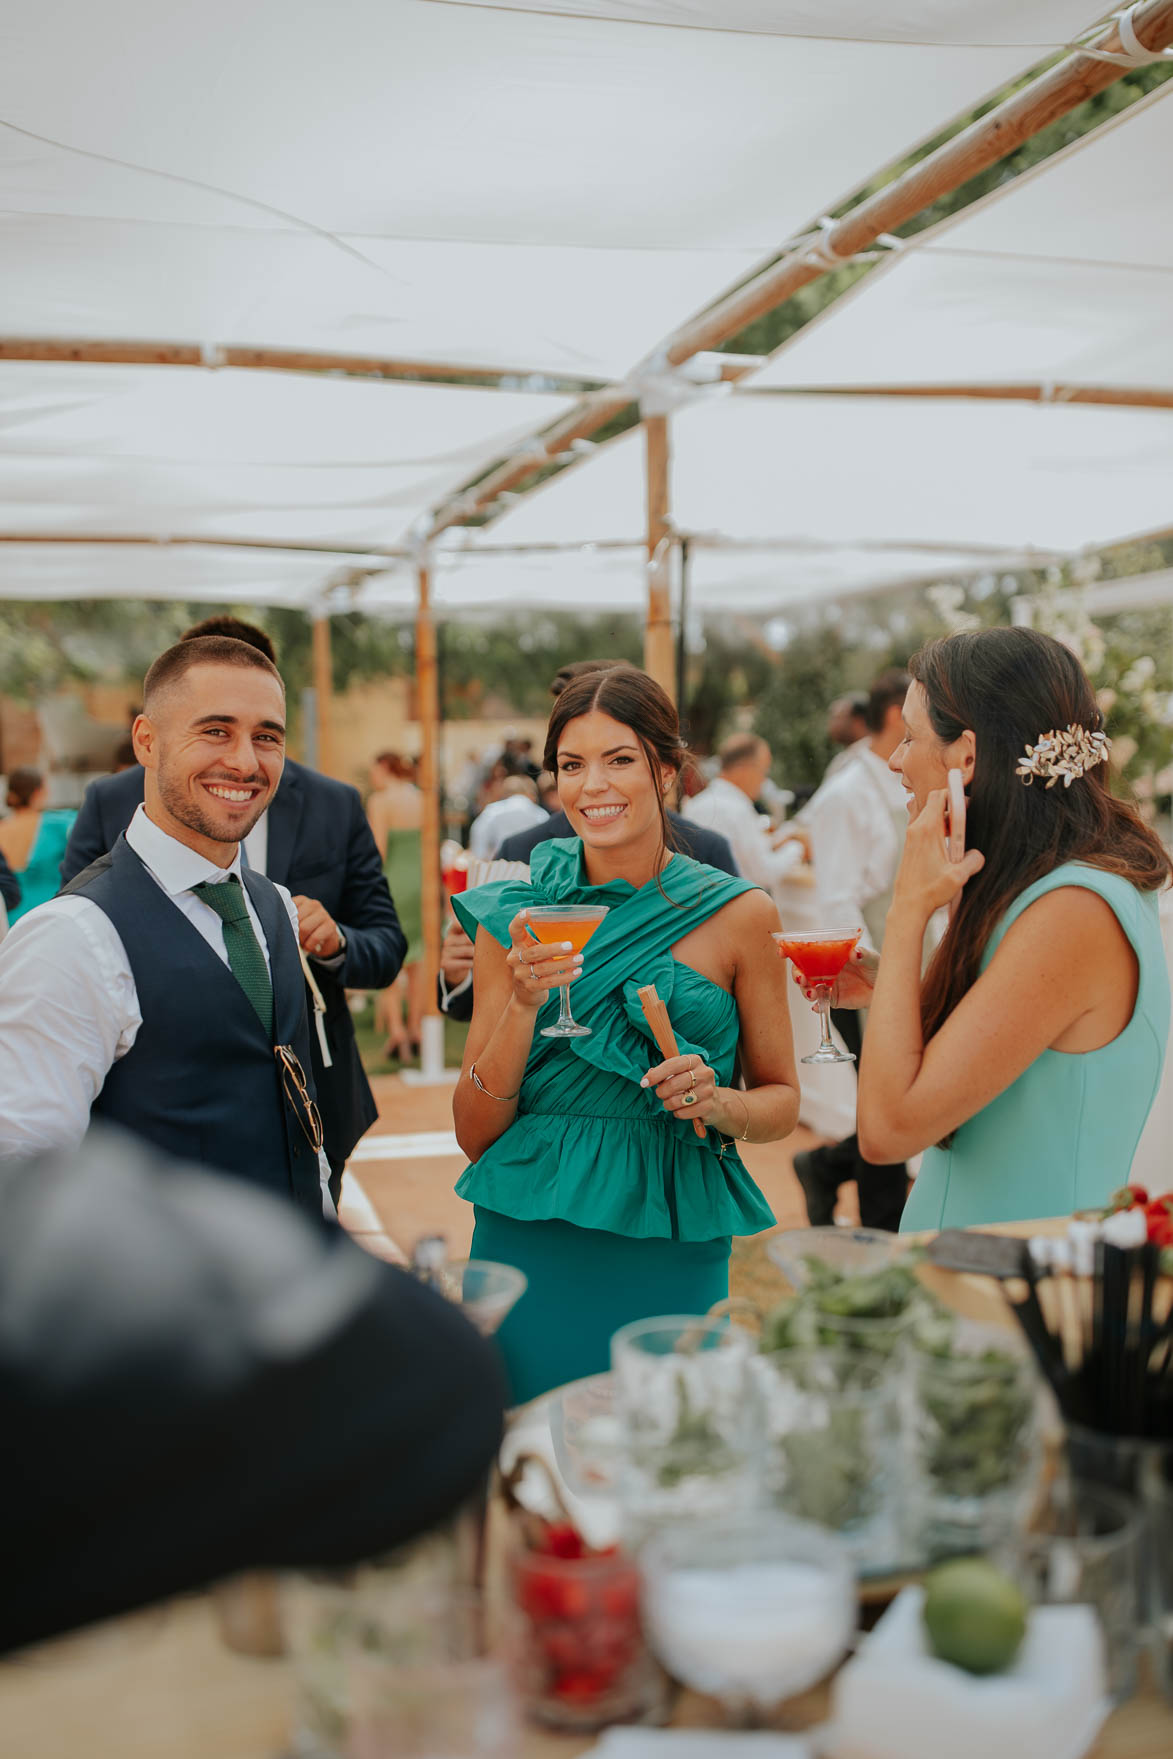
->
<box><xmin>415</xmin><ymin>557</ymin><xmax>444</xmax><ymax>1060</ymax></box>
<box><xmin>0</xmin><ymin>337</ymin><xmax>602</xmax><ymax>393</ymax></box>
<box><xmin>427</xmin><ymin>390</ymin><xmax>632</xmax><ymax>540</ymax></box>
<box><xmin>310</xmin><ymin>613</ymin><xmax>334</xmax><ymax>778</ymax></box>
<box><xmin>664</xmin><ymin>0</ymin><xmax>1173</xmax><ymax>365</ymax></box>
<box><xmin>745</xmin><ymin>383</ymin><xmax>1173</xmax><ymax>411</ymax></box>
<box><xmin>644</xmin><ymin>415</ymin><xmax>675</xmax><ymax>698</ymax></box>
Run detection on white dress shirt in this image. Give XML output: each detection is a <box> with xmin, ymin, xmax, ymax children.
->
<box><xmin>804</xmin><ymin>749</ymin><xmax>909</xmax><ymax>954</ymax></box>
<box><xmin>0</xmin><ymin>806</ymin><xmax>332</xmax><ymax>1211</ymax></box>
<box><xmin>682</xmin><ymin>776</ymin><xmax>804</xmax><ymax>893</ymax></box>
<box><xmin>468</xmin><ymin>795</ymin><xmax>548</xmax><ymax>859</ymax></box>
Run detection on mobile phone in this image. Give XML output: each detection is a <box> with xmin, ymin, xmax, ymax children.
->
<box><xmin>946</xmin><ymin>769</ymin><xmax>967</xmax><ymax>862</ymax></box>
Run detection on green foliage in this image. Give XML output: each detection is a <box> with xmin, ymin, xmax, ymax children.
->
<box><xmin>439</xmin><ymin>613</ymin><xmax>643</xmax><ymax>718</ymax></box>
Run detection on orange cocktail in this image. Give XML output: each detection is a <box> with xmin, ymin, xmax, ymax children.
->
<box><xmin>526</xmin><ymin>905</ymin><xmax>609</xmax><ymax>1038</ymax></box>
<box><xmin>772</xmin><ymin>928</ymin><xmax>861</xmax><ymax>1065</ymax></box>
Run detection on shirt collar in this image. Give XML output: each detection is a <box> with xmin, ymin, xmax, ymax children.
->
<box><xmin>126</xmin><ymin>803</ymin><xmax>245</xmax><ymax>897</ymax></box>
<box><xmin>708</xmin><ymin>776</ymin><xmax>756</xmax><ymax>811</ymax></box>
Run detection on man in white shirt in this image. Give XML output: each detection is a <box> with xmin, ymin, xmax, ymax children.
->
<box><xmin>822</xmin><ymin>691</ymin><xmax>871</xmax><ymax>780</ymax></box>
<box><xmin>468</xmin><ymin>774</ymin><xmax>548</xmax><ymax>859</ymax></box>
<box><xmin>683</xmin><ymin>734</ymin><xmax>807</xmax><ymax>898</ymax></box>
<box><xmin>795</xmin><ymin>669</ymin><xmax>914</xmax><ymax>1231</ymax></box>
<box><xmin>0</xmin><ymin>636</ymin><xmax>332</xmax><ymax>1215</ymax></box>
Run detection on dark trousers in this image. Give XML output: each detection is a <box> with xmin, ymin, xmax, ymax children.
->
<box><xmin>796</xmin><ymin>1009</ymin><xmax>909</xmax><ymax>1231</ymax></box>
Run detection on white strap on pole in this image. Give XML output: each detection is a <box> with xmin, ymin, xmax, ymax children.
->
<box><xmin>1076</xmin><ymin>4</ymin><xmax>1173</xmax><ymax>65</ymax></box>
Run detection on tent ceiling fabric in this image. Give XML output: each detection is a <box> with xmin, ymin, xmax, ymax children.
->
<box><xmin>753</xmin><ymin>89</ymin><xmax>1173</xmax><ymax>392</ymax></box>
<box><xmin>0</xmin><ymin>365</ymin><xmax>573</xmax><ymax>548</ymax></box>
<box><xmin>0</xmin><ymin>1</ymin><xmax>1156</xmax><ymax>609</ymax></box>
<box><xmin>0</xmin><ymin>3</ymin><xmax>1103</xmax><ymax>267</ymax></box>
<box><xmin>474</xmin><ymin>392</ymin><xmax>1173</xmax><ymax>555</ymax></box>
<box><xmin>432</xmin><ymin>3</ymin><xmax>1098</xmax><ymax>49</ymax></box>
<box><xmin>352</xmin><ymin>539</ymin><xmax>1035</xmax><ymax>618</ymax></box>
<box><xmin>0</xmin><ymin>542</ymin><xmax>392</xmax><ymax>608</ymax></box>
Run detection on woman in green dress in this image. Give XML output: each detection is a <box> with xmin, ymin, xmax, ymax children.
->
<box><xmin>367</xmin><ymin>751</ymin><xmax>425</xmax><ymax>1061</ymax></box>
<box><xmin>796</xmin><ymin>629</ymin><xmax>1171</xmax><ymax>1232</ymax></box>
<box><xmin>452</xmin><ymin>667</ymin><xmax>800</xmax><ymax>1403</ymax></box>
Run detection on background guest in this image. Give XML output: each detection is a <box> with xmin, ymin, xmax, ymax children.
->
<box><xmin>793</xmin><ymin>669</ymin><xmax>914</xmax><ymax>1231</ymax></box>
<box><xmin>367</xmin><ymin>750</ymin><xmax>426</xmax><ymax>1064</ymax></box>
<box><xmin>0</xmin><ymin>767</ymin><xmax>76</xmax><ymax>924</ymax></box>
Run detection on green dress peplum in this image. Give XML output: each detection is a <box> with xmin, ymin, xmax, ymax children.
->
<box><xmin>901</xmin><ymin>862</ymin><xmax>1170</xmax><ymax>1233</ymax></box>
<box><xmin>452</xmin><ymin>838</ymin><xmax>775</xmax><ymax>1402</ymax></box>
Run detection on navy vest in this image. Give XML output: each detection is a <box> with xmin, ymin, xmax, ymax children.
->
<box><xmin>65</xmin><ymin>836</ymin><xmax>323</xmax><ymax>1215</ymax></box>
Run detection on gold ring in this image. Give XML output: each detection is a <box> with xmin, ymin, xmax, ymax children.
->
<box><xmin>682</xmin><ymin>1092</ymin><xmax>697</xmax><ymax>1107</ymax></box>
<box><xmin>688</xmin><ymin>1064</ymin><xmax>697</xmax><ymax>1089</ymax></box>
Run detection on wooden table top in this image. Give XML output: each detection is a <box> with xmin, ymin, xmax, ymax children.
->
<box><xmin>0</xmin><ymin>1592</ymin><xmax>1169</xmax><ymax>1759</ymax></box>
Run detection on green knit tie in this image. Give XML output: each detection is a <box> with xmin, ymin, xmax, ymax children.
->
<box><xmin>193</xmin><ymin>876</ymin><xmax>274</xmax><ymax>1038</ymax></box>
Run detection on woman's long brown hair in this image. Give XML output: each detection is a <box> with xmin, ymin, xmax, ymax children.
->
<box><xmin>914</xmin><ymin>627</ymin><xmax>1172</xmax><ymax>1047</ymax></box>
<box><xmin>543</xmin><ymin>664</ymin><xmax>689</xmax><ymax>882</ymax></box>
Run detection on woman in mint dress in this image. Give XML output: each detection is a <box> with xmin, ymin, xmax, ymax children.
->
<box><xmin>0</xmin><ymin>768</ymin><xmax>76</xmax><ymax>924</ymax></box>
<box><xmin>452</xmin><ymin>667</ymin><xmax>800</xmax><ymax>1402</ymax></box>
<box><xmin>800</xmin><ymin>629</ymin><xmax>1171</xmax><ymax>1232</ymax></box>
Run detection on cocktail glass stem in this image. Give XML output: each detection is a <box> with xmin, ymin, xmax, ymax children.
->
<box><xmin>815</xmin><ymin>984</ymin><xmax>836</xmax><ymax>1056</ymax></box>
<box><xmin>555</xmin><ymin>984</ymin><xmax>576</xmax><ymax>1033</ymax></box>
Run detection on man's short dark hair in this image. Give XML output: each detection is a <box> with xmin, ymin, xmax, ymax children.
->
<box><xmin>866</xmin><ymin>669</ymin><xmax>911</xmax><ymax>734</ymax></box>
<box><xmin>143</xmin><ymin>636</ymin><xmax>283</xmax><ymax>711</ymax></box>
<box><xmin>549</xmin><ymin>658</ymin><xmax>634</xmax><ymax>699</ymax></box>
<box><xmin>181</xmin><ymin>616</ymin><xmax>276</xmax><ymax>665</ymax></box>
<box><xmin>718</xmin><ymin>733</ymin><xmax>766</xmax><ymax>772</ymax></box>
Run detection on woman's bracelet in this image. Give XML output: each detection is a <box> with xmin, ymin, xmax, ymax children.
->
<box><xmin>732</xmin><ymin>1090</ymin><xmax>752</xmax><ymax>1143</ymax></box>
<box><xmin>469</xmin><ymin>1061</ymin><xmax>521</xmax><ymax>1103</ymax></box>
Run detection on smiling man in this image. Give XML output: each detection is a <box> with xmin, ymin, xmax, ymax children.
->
<box><xmin>0</xmin><ymin>637</ymin><xmax>329</xmax><ymax>1214</ymax></box>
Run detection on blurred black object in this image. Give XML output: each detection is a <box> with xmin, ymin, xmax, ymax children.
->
<box><xmin>0</xmin><ymin>1128</ymin><xmax>506</xmax><ymax>1654</ymax></box>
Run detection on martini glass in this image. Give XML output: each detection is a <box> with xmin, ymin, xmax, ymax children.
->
<box><xmin>772</xmin><ymin>928</ymin><xmax>861</xmax><ymax>1065</ymax></box>
<box><xmin>525</xmin><ymin>904</ymin><xmax>608</xmax><ymax>1038</ymax></box>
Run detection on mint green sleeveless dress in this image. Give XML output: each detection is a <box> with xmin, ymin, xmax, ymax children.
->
<box><xmin>901</xmin><ymin>863</ymin><xmax>1170</xmax><ymax>1233</ymax></box>
<box><xmin>452</xmin><ymin>839</ymin><xmax>775</xmax><ymax>1402</ymax></box>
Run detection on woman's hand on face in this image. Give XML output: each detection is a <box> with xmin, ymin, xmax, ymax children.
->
<box><xmin>505</xmin><ymin>909</ymin><xmax>582</xmax><ymax>1012</ymax></box>
<box><xmin>893</xmin><ymin>788</ymin><xmax>985</xmax><ymax>919</ymax></box>
<box><xmin>640</xmin><ymin>1052</ymin><xmax>719</xmax><ymax>1122</ymax></box>
<box><xmin>791</xmin><ymin>944</ymin><xmax>879</xmax><ymax>1013</ymax></box>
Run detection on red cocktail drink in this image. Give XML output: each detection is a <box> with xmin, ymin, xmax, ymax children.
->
<box><xmin>772</xmin><ymin>928</ymin><xmax>861</xmax><ymax>1065</ymax></box>
<box><xmin>775</xmin><ymin>933</ymin><xmax>860</xmax><ymax>987</ymax></box>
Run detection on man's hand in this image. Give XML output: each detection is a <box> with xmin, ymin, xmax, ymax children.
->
<box><xmin>293</xmin><ymin>895</ymin><xmax>343</xmax><ymax>960</ymax></box>
<box><xmin>771</xmin><ymin>825</ymin><xmax>812</xmax><ymax>862</ymax></box>
<box><xmin>440</xmin><ymin>921</ymin><xmax>475</xmax><ymax>987</ymax></box>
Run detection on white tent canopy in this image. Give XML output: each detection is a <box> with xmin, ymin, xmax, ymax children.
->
<box><xmin>455</xmin><ymin>390</ymin><xmax>1173</xmax><ymax>557</ymax></box>
<box><xmin>0</xmin><ymin>365</ymin><xmax>573</xmax><ymax>557</ymax></box>
<box><xmin>754</xmin><ymin>85</ymin><xmax>1173</xmax><ymax>394</ymax></box>
<box><xmin>0</xmin><ymin>0</ymin><xmax>1162</xmax><ymax>608</ymax></box>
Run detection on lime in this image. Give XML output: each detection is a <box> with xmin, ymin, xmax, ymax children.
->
<box><xmin>922</xmin><ymin>1558</ymin><xmax>1028</xmax><ymax>1675</ymax></box>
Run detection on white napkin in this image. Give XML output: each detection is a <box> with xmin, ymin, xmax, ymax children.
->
<box><xmin>824</xmin><ymin>1587</ymin><xmax>1109</xmax><ymax>1759</ymax></box>
<box><xmin>589</xmin><ymin>1734</ymin><xmax>811</xmax><ymax>1757</ymax></box>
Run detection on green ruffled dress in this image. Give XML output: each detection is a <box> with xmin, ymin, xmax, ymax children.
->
<box><xmin>452</xmin><ymin>839</ymin><xmax>775</xmax><ymax>1402</ymax></box>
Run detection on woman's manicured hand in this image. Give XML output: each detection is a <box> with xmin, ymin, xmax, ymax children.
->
<box><xmin>505</xmin><ymin>909</ymin><xmax>582</xmax><ymax>1011</ymax></box>
<box><xmin>893</xmin><ymin>788</ymin><xmax>984</xmax><ymax>920</ymax></box>
<box><xmin>791</xmin><ymin>943</ymin><xmax>879</xmax><ymax>1012</ymax></box>
<box><xmin>641</xmin><ymin>1052</ymin><xmax>719</xmax><ymax>1122</ymax></box>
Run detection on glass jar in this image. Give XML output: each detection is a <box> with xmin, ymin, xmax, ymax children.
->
<box><xmin>507</xmin><ymin>1540</ymin><xmax>659</xmax><ymax>1732</ymax></box>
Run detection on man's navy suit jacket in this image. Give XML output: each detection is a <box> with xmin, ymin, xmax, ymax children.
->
<box><xmin>60</xmin><ymin>761</ymin><xmax>405</xmax><ymax>1168</ymax></box>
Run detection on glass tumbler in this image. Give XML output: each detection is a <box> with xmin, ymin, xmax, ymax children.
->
<box><xmin>909</xmin><ymin>1320</ymin><xmax>1044</xmax><ymax>1562</ymax></box>
<box><xmin>1063</xmin><ymin>1426</ymin><xmax>1173</xmax><ymax>1703</ymax></box>
<box><xmin>996</xmin><ymin>1481</ymin><xmax>1142</xmax><ymax>1705</ymax></box>
<box><xmin>506</xmin><ymin>1540</ymin><xmax>658</xmax><ymax>1732</ymax></box>
<box><xmin>610</xmin><ymin>1313</ymin><xmax>757</xmax><ymax>1543</ymax></box>
<box><xmin>750</xmin><ymin>1345</ymin><xmax>910</xmax><ymax>1576</ymax></box>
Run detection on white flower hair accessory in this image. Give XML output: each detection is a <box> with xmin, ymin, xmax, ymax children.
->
<box><xmin>1016</xmin><ymin>723</ymin><xmax>1110</xmax><ymax>789</ymax></box>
